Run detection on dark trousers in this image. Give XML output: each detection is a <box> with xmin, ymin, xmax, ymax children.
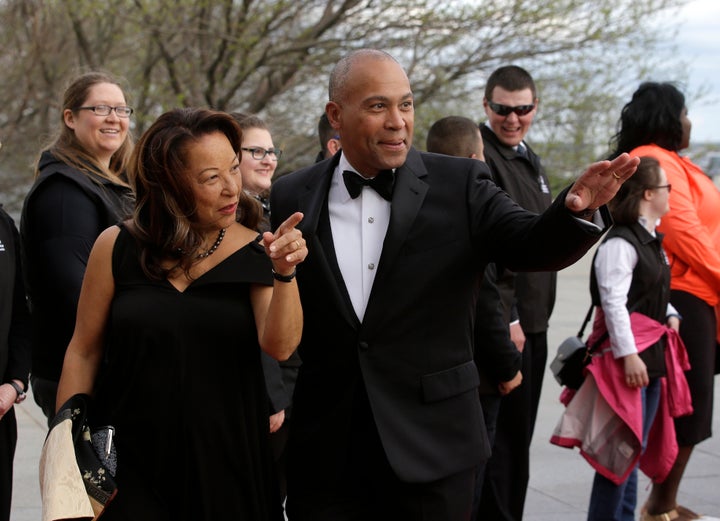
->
<box><xmin>671</xmin><ymin>290</ymin><xmax>716</xmax><ymax>445</ymax></box>
<box><xmin>472</xmin><ymin>393</ymin><xmax>501</xmax><ymax>518</ymax></box>
<box><xmin>478</xmin><ymin>331</ymin><xmax>547</xmax><ymax>521</ymax></box>
<box><xmin>286</xmin><ymin>383</ymin><xmax>475</xmax><ymax>521</ymax></box>
<box><xmin>0</xmin><ymin>407</ymin><xmax>17</xmax><ymax>521</ymax></box>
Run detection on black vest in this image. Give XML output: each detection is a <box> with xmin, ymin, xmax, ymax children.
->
<box><xmin>590</xmin><ymin>222</ymin><xmax>670</xmax><ymax>377</ymax></box>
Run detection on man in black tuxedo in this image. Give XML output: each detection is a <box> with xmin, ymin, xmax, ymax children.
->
<box><xmin>269</xmin><ymin>49</ymin><xmax>639</xmax><ymax>520</ymax></box>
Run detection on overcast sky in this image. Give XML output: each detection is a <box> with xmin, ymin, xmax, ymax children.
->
<box><xmin>674</xmin><ymin>0</ymin><xmax>719</xmax><ymax>143</ymax></box>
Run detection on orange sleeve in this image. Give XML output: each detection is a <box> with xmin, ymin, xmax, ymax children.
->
<box><xmin>633</xmin><ymin>146</ymin><xmax>720</xmax><ymax>302</ymax></box>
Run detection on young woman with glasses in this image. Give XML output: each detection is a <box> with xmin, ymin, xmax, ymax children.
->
<box><xmin>230</xmin><ymin>113</ymin><xmax>283</xmax><ymax>231</ymax></box>
<box><xmin>581</xmin><ymin>156</ymin><xmax>687</xmax><ymax>521</ymax></box>
<box><xmin>20</xmin><ymin>72</ymin><xmax>135</xmax><ymax>423</ymax></box>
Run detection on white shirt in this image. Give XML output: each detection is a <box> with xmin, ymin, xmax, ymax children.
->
<box><xmin>328</xmin><ymin>153</ymin><xmax>391</xmax><ymax>321</ymax></box>
<box><xmin>593</xmin><ymin>218</ymin><xmax>678</xmax><ymax>358</ymax></box>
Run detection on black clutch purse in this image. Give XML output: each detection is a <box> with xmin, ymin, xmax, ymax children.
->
<box><xmin>50</xmin><ymin>393</ymin><xmax>118</xmax><ymax>516</ymax></box>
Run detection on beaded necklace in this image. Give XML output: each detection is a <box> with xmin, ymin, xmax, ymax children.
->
<box><xmin>196</xmin><ymin>228</ymin><xmax>226</xmax><ymax>259</ymax></box>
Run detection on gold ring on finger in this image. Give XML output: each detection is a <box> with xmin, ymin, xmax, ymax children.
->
<box><xmin>612</xmin><ymin>171</ymin><xmax>621</xmax><ymax>180</ymax></box>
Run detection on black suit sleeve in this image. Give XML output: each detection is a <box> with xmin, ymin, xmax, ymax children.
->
<box><xmin>474</xmin><ymin>263</ymin><xmax>521</xmax><ymax>392</ymax></box>
<box><xmin>471</xmin><ymin>175</ymin><xmax>607</xmax><ymax>272</ymax></box>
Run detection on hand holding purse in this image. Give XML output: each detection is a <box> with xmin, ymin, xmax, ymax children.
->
<box><xmin>39</xmin><ymin>393</ymin><xmax>117</xmax><ymax>521</ymax></box>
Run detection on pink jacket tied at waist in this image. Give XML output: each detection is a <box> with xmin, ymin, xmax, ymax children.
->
<box><xmin>550</xmin><ymin>311</ymin><xmax>692</xmax><ymax>485</ymax></box>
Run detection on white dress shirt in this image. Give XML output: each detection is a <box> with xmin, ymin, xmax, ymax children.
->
<box><xmin>328</xmin><ymin>153</ymin><xmax>391</xmax><ymax>321</ymax></box>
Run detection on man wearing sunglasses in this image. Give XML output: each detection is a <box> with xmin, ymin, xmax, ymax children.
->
<box><xmin>478</xmin><ymin>65</ymin><xmax>555</xmax><ymax>521</ymax></box>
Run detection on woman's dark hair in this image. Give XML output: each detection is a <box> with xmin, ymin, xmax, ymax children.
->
<box><xmin>608</xmin><ymin>156</ymin><xmax>662</xmax><ymax>225</ymax></box>
<box><xmin>129</xmin><ymin>107</ymin><xmax>262</xmax><ymax>279</ymax></box>
<box><xmin>609</xmin><ymin>82</ymin><xmax>686</xmax><ymax>158</ymax></box>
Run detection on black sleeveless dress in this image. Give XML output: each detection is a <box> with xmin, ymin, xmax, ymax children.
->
<box><xmin>94</xmin><ymin>226</ymin><xmax>283</xmax><ymax>520</ymax></box>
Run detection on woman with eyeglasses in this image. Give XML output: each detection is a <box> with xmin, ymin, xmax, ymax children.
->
<box><xmin>579</xmin><ymin>156</ymin><xmax>688</xmax><ymax>521</ymax></box>
<box><xmin>609</xmin><ymin>82</ymin><xmax>720</xmax><ymax>521</ymax></box>
<box><xmin>20</xmin><ymin>72</ymin><xmax>134</xmax><ymax>423</ymax></box>
<box><xmin>231</xmin><ymin>113</ymin><xmax>283</xmax><ymax>231</ymax></box>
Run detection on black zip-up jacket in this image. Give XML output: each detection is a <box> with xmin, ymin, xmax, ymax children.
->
<box><xmin>0</xmin><ymin>205</ymin><xmax>31</xmax><ymax>390</ymax></box>
<box><xmin>20</xmin><ymin>151</ymin><xmax>133</xmax><ymax>381</ymax></box>
<box><xmin>480</xmin><ymin>124</ymin><xmax>557</xmax><ymax>333</ymax></box>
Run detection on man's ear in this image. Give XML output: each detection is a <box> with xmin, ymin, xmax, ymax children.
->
<box><xmin>327</xmin><ymin>138</ymin><xmax>341</xmax><ymax>156</ymax></box>
<box><xmin>326</xmin><ymin>102</ymin><xmax>341</xmax><ymax>130</ymax></box>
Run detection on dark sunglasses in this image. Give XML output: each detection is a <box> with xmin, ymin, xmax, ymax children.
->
<box><xmin>487</xmin><ymin>101</ymin><xmax>535</xmax><ymax>117</ymax></box>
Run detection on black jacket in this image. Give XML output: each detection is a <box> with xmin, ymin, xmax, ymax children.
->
<box><xmin>270</xmin><ymin>147</ymin><xmax>606</xmax><ymax>483</ymax></box>
<box><xmin>20</xmin><ymin>151</ymin><xmax>133</xmax><ymax>380</ymax></box>
<box><xmin>481</xmin><ymin>124</ymin><xmax>557</xmax><ymax>333</ymax></box>
<box><xmin>0</xmin><ymin>205</ymin><xmax>31</xmax><ymax>390</ymax></box>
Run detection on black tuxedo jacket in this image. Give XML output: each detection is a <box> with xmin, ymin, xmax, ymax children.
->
<box><xmin>270</xmin><ymin>147</ymin><xmax>606</xmax><ymax>483</ymax></box>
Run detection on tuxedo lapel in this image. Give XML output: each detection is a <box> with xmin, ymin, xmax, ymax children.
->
<box><xmin>317</xmin><ymin>203</ymin><xmax>360</xmax><ymax>327</ymax></box>
<box><xmin>296</xmin><ymin>160</ymin><xmax>360</xmax><ymax>328</ymax></box>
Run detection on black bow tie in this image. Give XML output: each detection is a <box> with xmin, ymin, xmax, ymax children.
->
<box><xmin>342</xmin><ymin>170</ymin><xmax>395</xmax><ymax>201</ymax></box>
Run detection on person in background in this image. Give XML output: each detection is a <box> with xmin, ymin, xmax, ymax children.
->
<box><xmin>426</xmin><ymin>115</ymin><xmax>485</xmax><ymax>160</ymax></box>
<box><xmin>609</xmin><ymin>81</ymin><xmax>720</xmax><ymax>521</ymax></box>
<box><xmin>21</xmin><ymin>71</ymin><xmax>134</xmax><ymax>422</ymax></box>
<box><xmin>232</xmin><ymin>111</ymin><xmax>300</xmax><ymax>502</ymax></box>
<box><xmin>231</xmin><ymin>113</ymin><xmax>281</xmax><ymax>228</ymax></box>
<box><xmin>269</xmin><ymin>48</ymin><xmax>638</xmax><ymax>520</ymax></box>
<box><xmin>315</xmin><ymin>112</ymin><xmax>342</xmax><ymax>162</ymax></box>
<box><xmin>0</xmin><ymin>198</ymin><xmax>32</xmax><ymax>521</ymax></box>
<box><xmin>477</xmin><ymin>65</ymin><xmax>556</xmax><ymax>521</ymax></box>
<box><xmin>586</xmin><ymin>156</ymin><xmax>681</xmax><ymax>521</ymax></box>
<box><xmin>426</xmin><ymin>115</ymin><xmax>523</xmax><ymax>518</ymax></box>
<box><xmin>55</xmin><ymin>108</ymin><xmax>306</xmax><ymax>520</ymax></box>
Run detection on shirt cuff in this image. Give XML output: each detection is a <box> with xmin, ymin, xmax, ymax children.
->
<box><xmin>571</xmin><ymin>210</ymin><xmax>605</xmax><ymax>230</ymax></box>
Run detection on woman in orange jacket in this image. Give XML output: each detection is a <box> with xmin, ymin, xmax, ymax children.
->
<box><xmin>609</xmin><ymin>82</ymin><xmax>720</xmax><ymax>521</ymax></box>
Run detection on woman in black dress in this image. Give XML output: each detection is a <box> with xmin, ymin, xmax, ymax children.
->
<box><xmin>55</xmin><ymin>108</ymin><xmax>307</xmax><ymax>520</ymax></box>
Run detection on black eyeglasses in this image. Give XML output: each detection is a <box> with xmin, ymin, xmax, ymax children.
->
<box><xmin>76</xmin><ymin>105</ymin><xmax>134</xmax><ymax>118</ymax></box>
<box><xmin>647</xmin><ymin>184</ymin><xmax>672</xmax><ymax>193</ymax></box>
<box><xmin>487</xmin><ymin>101</ymin><xmax>535</xmax><ymax>117</ymax></box>
<box><xmin>241</xmin><ymin>147</ymin><xmax>282</xmax><ymax>161</ymax></box>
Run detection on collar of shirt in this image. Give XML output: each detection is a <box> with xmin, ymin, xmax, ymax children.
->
<box><xmin>638</xmin><ymin>215</ymin><xmax>660</xmax><ymax>237</ymax></box>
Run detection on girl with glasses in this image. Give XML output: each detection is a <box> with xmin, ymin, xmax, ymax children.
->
<box><xmin>231</xmin><ymin>113</ymin><xmax>282</xmax><ymax>233</ymax></box>
<box><xmin>580</xmin><ymin>156</ymin><xmax>688</xmax><ymax>521</ymax></box>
